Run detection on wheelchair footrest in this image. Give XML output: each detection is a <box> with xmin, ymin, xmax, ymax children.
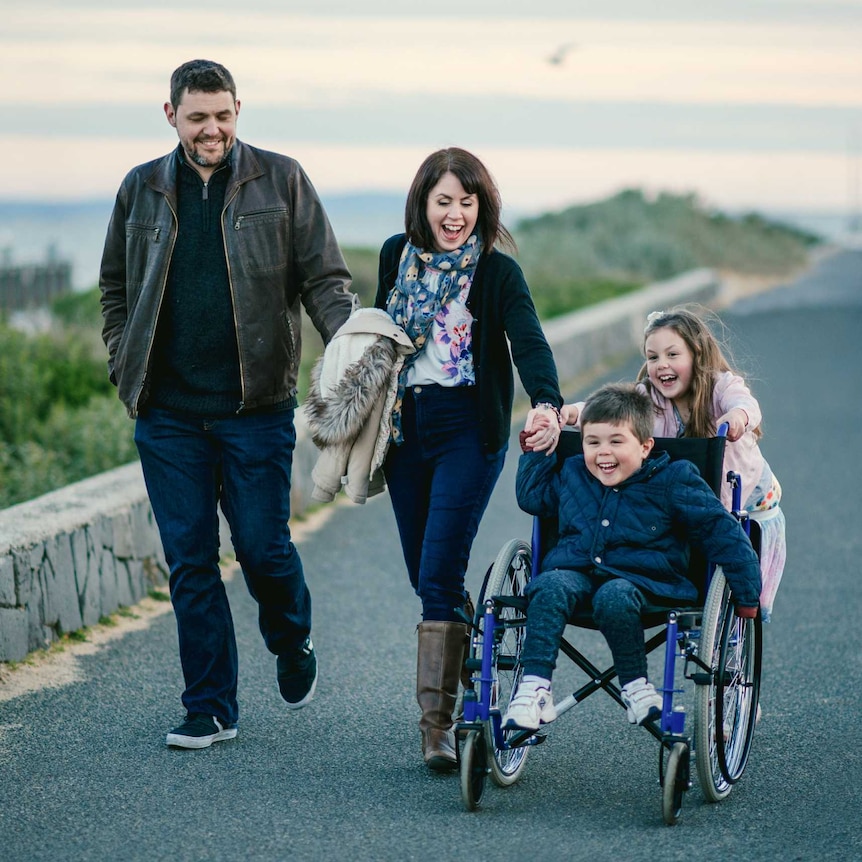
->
<box><xmin>492</xmin><ymin>594</ymin><xmax>528</xmax><ymax>611</ymax></box>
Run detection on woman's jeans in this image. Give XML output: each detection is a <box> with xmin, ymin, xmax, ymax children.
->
<box><xmin>383</xmin><ymin>385</ymin><xmax>506</xmax><ymax>622</ymax></box>
<box><xmin>135</xmin><ymin>407</ymin><xmax>310</xmax><ymax>724</ymax></box>
<box><xmin>522</xmin><ymin>570</ymin><xmax>650</xmax><ymax>687</ymax></box>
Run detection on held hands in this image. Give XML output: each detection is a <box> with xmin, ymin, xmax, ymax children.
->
<box><xmin>522</xmin><ymin>403</ymin><xmax>563</xmax><ymax>455</ymax></box>
<box><xmin>716</xmin><ymin>408</ymin><xmax>749</xmax><ymax>442</ymax></box>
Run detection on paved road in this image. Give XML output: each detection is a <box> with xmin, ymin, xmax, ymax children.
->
<box><xmin>2</xmin><ymin>250</ymin><xmax>861</xmax><ymax>862</ymax></box>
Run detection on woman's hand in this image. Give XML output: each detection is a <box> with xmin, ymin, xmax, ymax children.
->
<box><xmin>523</xmin><ymin>403</ymin><xmax>562</xmax><ymax>455</ymax></box>
<box><xmin>717</xmin><ymin>408</ymin><xmax>748</xmax><ymax>442</ymax></box>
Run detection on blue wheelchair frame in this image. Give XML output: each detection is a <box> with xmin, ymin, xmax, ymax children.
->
<box><xmin>457</xmin><ymin>424</ymin><xmax>762</xmax><ymax>823</ymax></box>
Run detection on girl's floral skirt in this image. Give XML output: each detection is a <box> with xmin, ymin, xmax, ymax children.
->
<box><xmin>746</xmin><ymin>469</ymin><xmax>785</xmax><ymax>623</ymax></box>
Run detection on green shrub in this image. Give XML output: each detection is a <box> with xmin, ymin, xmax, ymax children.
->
<box><xmin>0</xmin><ymin>394</ymin><xmax>135</xmax><ymax>509</ymax></box>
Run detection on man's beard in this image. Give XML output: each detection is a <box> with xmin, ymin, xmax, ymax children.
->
<box><xmin>188</xmin><ymin>138</ymin><xmax>233</xmax><ymax>168</ymax></box>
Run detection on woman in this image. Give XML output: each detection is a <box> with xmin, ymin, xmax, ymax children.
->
<box><xmin>375</xmin><ymin>147</ymin><xmax>563</xmax><ymax>771</ymax></box>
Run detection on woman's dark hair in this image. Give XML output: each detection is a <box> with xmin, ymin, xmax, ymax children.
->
<box><xmin>404</xmin><ymin>147</ymin><xmax>515</xmax><ymax>253</ymax></box>
<box><xmin>170</xmin><ymin>59</ymin><xmax>236</xmax><ymax>109</ymax></box>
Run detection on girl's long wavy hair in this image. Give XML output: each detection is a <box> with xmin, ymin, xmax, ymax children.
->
<box><xmin>637</xmin><ymin>306</ymin><xmax>762</xmax><ymax>440</ymax></box>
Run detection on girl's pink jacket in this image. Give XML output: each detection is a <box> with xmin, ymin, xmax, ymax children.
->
<box><xmin>639</xmin><ymin>371</ymin><xmax>764</xmax><ymax>510</ymax></box>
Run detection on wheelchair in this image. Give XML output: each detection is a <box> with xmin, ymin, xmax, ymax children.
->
<box><xmin>456</xmin><ymin>426</ymin><xmax>763</xmax><ymax>825</ymax></box>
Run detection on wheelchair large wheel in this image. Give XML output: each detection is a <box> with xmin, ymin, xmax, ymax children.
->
<box><xmin>475</xmin><ymin>538</ymin><xmax>532</xmax><ymax>787</ymax></box>
<box><xmin>661</xmin><ymin>742</ymin><xmax>690</xmax><ymax>826</ymax></box>
<box><xmin>460</xmin><ymin>729</ymin><xmax>489</xmax><ymax>811</ymax></box>
<box><xmin>694</xmin><ymin>568</ymin><xmax>762</xmax><ymax>802</ymax></box>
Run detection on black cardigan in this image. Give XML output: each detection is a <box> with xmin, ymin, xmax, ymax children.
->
<box><xmin>375</xmin><ymin>233</ymin><xmax>562</xmax><ymax>455</ymax></box>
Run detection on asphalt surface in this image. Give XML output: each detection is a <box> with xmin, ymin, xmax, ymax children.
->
<box><xmin>1</xmin><ymin>249</ymin><xmax>861</xmax><ymax>862</ymax></box>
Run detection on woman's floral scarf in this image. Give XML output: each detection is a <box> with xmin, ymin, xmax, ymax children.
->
<box><xmin>385</xmin><ymin>234</ymin><xmax>481</xmax><ymax>443</ymax></box>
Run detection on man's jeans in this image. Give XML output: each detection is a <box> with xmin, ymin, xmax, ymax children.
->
<box><xmin>383</xmin><ymin>385</ymin><xmax>506</xmax><ymax>622</ymax></box>
<box><xmin>135</xmin><ymin>407</ymin><xmax>309</xmax><ymax>724</ymax></box>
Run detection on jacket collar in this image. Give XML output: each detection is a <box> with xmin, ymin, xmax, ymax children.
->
<box><xmin>624</xmin><ymin>449</ymin><xmax>670</xmax><ymax>487</ymax></box>
<box><xmin>145</xmin><ymin>139</ymin><xmax>264</xmax><ymax>199</ymax></box>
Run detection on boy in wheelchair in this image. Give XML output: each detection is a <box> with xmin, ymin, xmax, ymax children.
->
<box><xmin>503</xmin><ymin>383</ymin><xmax>761</xmax><ymax>732</ymax></box>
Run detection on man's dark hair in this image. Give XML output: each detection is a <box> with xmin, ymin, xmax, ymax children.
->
<box><xmin>170</xmin><ymin>59</ymin><xmax>236</xmax><ymax>109</ymax></box>
<box><xmin>580</xmin><ymin>383</ymin><xmax>654</xmax><ymax>443</ymax></box>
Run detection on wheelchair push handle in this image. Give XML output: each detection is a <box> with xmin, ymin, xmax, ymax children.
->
<box><xmin>717</xmin><ymin>422</ymin><xmax>750</xmax><ymax>530</ymax></box>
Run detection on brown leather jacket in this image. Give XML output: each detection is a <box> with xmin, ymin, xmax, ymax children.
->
<box><xmin>99</xmin><ymin>140</ymin><xmax>354</xmax><ymax>417</ymax></box>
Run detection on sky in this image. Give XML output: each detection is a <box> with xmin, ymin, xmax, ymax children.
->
<box><xmin>4</xmin><ymin>0</ymin><xmax>862</xmax><ymax>221</ymax></box>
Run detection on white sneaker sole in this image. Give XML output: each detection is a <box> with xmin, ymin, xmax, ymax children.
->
<box><xmin>283</xmin><ymin>667</ymin><xmax>318</xmax><ymax>711</ymax></box>
<box><xmin>502</xmin><ymin>708</ymin><xmax>556</xmax><ymax>732</ymax></box>
<box><xmin>626</xmin><ymin>705</ymin><xmax>662</xmax><ymax>726</ymax></box>
<box><xmin>166</xmin><ymin>727</ymin><xmax>238</xmax><ymax>749</ymax></box>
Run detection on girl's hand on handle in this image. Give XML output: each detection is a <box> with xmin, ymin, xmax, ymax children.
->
<box><xmin>716</xmin><ymin>408</ymin><xmax>749</xmax><ymax>442</ymax></box>
<box><xmin>560</xmin><ymin>403</ymin><xmax>579</xmax><ymax>426</ymax></box>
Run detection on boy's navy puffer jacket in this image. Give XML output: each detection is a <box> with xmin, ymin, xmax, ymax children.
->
<box><xmin>516</xmin><ymin>449</ymin><xmax>761</xmax><ymax>607</ymax></box>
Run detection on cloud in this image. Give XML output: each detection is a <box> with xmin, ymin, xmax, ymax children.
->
<box><xmin>4</xmin><ymin>12</ymin><xmax>862</xmax><ymax>108</ymax></box>
<box><xmin>3</xmin><ymin>3</ymin><xmax>861</xmax><ymax>212</ymax></box>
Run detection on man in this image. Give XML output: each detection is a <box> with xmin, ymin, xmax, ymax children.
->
<box><xmin>99</xmin><ymin>59</ymin><xmax>354</xmax><ymax>749</ymax></box>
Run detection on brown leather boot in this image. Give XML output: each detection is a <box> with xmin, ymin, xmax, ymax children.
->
<box><xmin>416</xmin><ymin>620</ymin><xmax>468</xmax><ymax>772</ymax></box>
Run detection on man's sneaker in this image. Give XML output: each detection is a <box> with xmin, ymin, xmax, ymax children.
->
<box><xmin>621</xmin><ymin>677</ymin><xmax>663</xmax><ymax>725</ymax></box>
<box><xmin>502</xmin><ymin>680</ymin><xmax>557</xmax><ymax>731</ymax></box>
<box><xmin>166</xmin><ymin>714</ymin><xmax>237</xmax><ymax>749</ymax></box>
<box><xmin>277</xmin><ymin>636</ymin><xmax>318</xmax><ymax>709</ymax></box>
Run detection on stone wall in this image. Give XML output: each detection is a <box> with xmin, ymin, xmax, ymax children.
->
<box><xmin>0</xmin><ymin>464</ymin><xmax>167</xmax><ymax>661</ymax></box>
<box><xmin>0</xmin><ymin>267</ymin><xmax>722</xmax><ymax>662</ymax></box>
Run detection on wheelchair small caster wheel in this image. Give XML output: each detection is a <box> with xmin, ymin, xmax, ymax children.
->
<box><xmin>662</xmin><ymin>742</ymin><xmax>690</xmax><ymax>825</ymax></box>
<box><xmin>460</xmin><ymin>729</ymin><xmax>489</xmax><ymax>811</ymax></box>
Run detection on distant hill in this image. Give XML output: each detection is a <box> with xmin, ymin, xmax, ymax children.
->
<box><xmin>514</xmin><ymin>188</ymin><xmax>820</xmax><ymax>281</ymax></box>
<box><xmin>511</xmin><ymin>189</ymin><xmax>823</xmax><ymax>318</ymax></box>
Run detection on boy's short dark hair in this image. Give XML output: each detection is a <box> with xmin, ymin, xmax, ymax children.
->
<box><xmin>170</xmin><ymin>59</ymin><xmax>236</xmax><ymax>109</ymax></box>
<box><xmin>580</xmin><ymin>383</ymin><xmax>654</xmax><ymax>443</ymax></box>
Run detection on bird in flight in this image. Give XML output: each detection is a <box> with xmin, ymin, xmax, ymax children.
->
<box><xmin>547</xmin><ymin>43</ymin><xmax>576</xmax><ymax>66</ymax></box>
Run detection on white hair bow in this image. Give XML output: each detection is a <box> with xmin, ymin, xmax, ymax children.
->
<box><xmin>644</xmin><ymin>310</ymin><xmax>666</xmax><ymax>332</ymax></box>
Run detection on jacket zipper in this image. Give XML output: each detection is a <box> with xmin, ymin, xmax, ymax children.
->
<box><xmin>222</xmin><ymin>182</ymin><xmax>246</xmax><ymax>412</ymax></box>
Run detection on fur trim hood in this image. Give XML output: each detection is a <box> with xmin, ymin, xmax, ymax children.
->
<box><xmin>304</xmin><ymin>307</ymin><xmax>413</xmax><ymax>448</ymax></box>
<box><xmin>305</xmin><ymin>337</ymin><xmax>399</xmax><ymax>447</ymax></box>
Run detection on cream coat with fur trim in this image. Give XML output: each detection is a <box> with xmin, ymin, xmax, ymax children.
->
<box><xmin>304</xmin><ymin>308</ymin><xmax>414</xmax><ymax>503</ymax></box>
